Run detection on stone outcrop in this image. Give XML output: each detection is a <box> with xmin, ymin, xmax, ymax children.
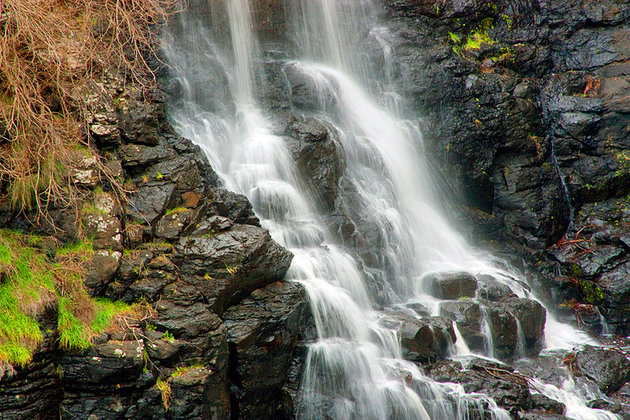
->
<box><xmin>0</xmin><ymin>70</ymin><xmax>309</xmax><ymax>419</ymax></box>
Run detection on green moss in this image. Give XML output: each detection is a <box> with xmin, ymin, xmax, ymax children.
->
<box><xmin>81</xmin><ymin>205</ymin><xmax>107</xmax><ymax>216</ymax></box>
<box><xmin>581</xmin><ymin>281</ymin><xmax>604</xmax><ymax>304</ymax></box>
<box><xmin>464</xmin><ymin>19</ymin><xmax>495</xmax><ymax>50</ymax></box>
<box><xmin>568</xmin><ymin>263</ymin><xmax>584</xmax><ymax>278</ymax></box>
<box><xmin>448</xmin><ymin>18</ymin><xmax>495</xmax><ymax>56</ymax></box>
<box><xmin>164</xmin><ymin>207</ymin><xmax>187</xmax><ymax>216</ymax></box>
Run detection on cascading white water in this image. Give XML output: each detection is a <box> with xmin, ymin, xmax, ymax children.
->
<box><xmin>164</xmin><ymin>0</ymin><xmax>618</xmax><ymax>419</ymax></box>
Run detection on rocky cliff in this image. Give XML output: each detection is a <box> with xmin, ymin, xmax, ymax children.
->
<box><xmin>0</xmin><ymin>67</ymin><xmax>311</xmax><ymax>419</ymax></box>
<box><xmin>380</xmin><ymin>0</ymin><xmax>630</xmax><ymax>337</ymax></box>
<box><xmin>2</xmin><ymin>0</ymin><xmax>630</xmax><ymax>419</ymax></box>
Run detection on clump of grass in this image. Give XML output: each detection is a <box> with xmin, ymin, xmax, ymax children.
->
<box><xmin>0</xmin><ymin>0</ymin><xmax>177</xmax><ymax>220</ymax></box>
<box><xmin>0</xmin><ymin>229</ymin><xmax>151</xmax><ymax>367</ymax></box>
<box><xmin>0</xmin><ymin>231</ymin><xmax>55</xmax><ymax>365</ymax></box>
<box><xmin>155</xmin><ymin>364</ymin><xmax>204</xmax><ymax>409</ymax></box>
<box><xmin>171</xmin><ymin>363</ymin><xmax>204</xmax><ymax>378</ymax></box>
<box><xmin>56</xmin><ymin>238</ymin><xmax>94</xmax><ymax>261</ymax></box>
<box><xmin>156</xmin><ymin>378</ymin><xmax>172</xmax><ymax>410</ymax></box>
<box><xmin>164</xmin><ymin>206</ymin><xmax>188</xmax><ymax>216</ymax></box>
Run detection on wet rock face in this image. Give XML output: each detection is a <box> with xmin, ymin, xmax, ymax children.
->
<box><xmin>429</xmin><ymin>273</ymin><xmax>546</xmax><ymax>360</ymax></box>
<box><xmin>426</xmin><ymin>358</ymin><xmax>569</xmax><ymax>418</ymax></box>
<box><xmin>426</xmin><ymin>271</ymin><xmax>477</xmax><ymax>299</ymax></box>
<box><xmin>283</xmin><ymin>116</ymin><xmax>346</xmax><ymax>210</ymax></box>
<box><xmin>382</xmin><ymin>312</ymin><xmax>455</xmax><ymax>362</ymax></box>
<box><xmin>381</xmin><ymin>0</ymin><xmax>630</xmax><ymax>333</ymax></box>
<box><xmin>573</xmin><ymin>345</ymin><xmax>630</xmax><ymax>395</ymax></box>
<box><xmin>224</xmin><ymin>281</ymin><xmax>311</xmax><ymax>418</ymax></box>
<box><xmin>174</xmin><ymin>224</ymin><xmax>294</xmax><ymax>313</ymax></box>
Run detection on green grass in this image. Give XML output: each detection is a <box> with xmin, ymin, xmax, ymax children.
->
<box><xmin>91</xmin><ymin>298</ymin><xmax>134</xmax><ymax>333</ymax></box>
<box><xmin>0</xmin><ymin>234</ymin><xmax>54</xmax><ymax>365</ymax></box>
<box><xmin>0</xmin><ymin>230</ymin><xmax>139</xmax><ymax>366</ymax></box>
<box><xmin>57</xmin><ymin>296</ymin><xmax>92</xmax><ymax>350</ymax></box>
<box><xmin>56</xmin><ymin>238</ymin><xmax>94</xmax><ymax>258</ymax></box>
<box><xmin>156</xmin><ymin>378</ymin><xmax>171</xmax><ymax>409</ymax></box>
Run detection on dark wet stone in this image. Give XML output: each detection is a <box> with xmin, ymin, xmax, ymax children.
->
<box><xmin>224</xmin><ymin>281</ymin><xmax>310</xmax><ymax>419</ymax></box>
<box><xmin>439</xmin><ymin>300</ymin><xmax>486</xmax><ymax>352</ymax></box>
<box><xmin>285</xmin><ymin>117</ymin><xmax>346</xmax><ymax>210</ymax></box>
<box><xmin>174</xmin><ymin>224</ymin><xmax>293</xmax><ymax>312</ymax></box>
<box><xmin>381</xmin><ymin>312</ymin><xmax>455</xmax><ymax>362</ymax></box>
<box><xmin>574</xmin><ymin>345</ymin><xmax>630</xmax><ymax>395</ymax></box>
<box><xmin>426</xmin><ymin>271</ymin><xmax>478</xmax><ymax>300</ymax></box>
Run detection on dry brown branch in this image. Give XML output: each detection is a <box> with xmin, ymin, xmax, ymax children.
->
<box><xmin>0</xmin><ymin>0</ymin><xmax>177</xmax><ymax>225</ymax></box>
<box><xmin>471</xmin><ymin>364</ymin><xmax>531</xmax><ymax>387</ymax></box>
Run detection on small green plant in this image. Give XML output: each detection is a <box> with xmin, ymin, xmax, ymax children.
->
<box><xmin>448</xmin><ymin>32</ymin><xmax>461</xmax><ymax>43</ymax></box>
<box><xmin>145</xmin><ymin>323</ymin><xmax>157</xmax><ymax>332</ymax></box>
<box><xmin>155</xmin><ymin>171</ymin><xmax>164</xmax><ymax>180</ymax></box>
<box><xmin>225</xmin><ymin>263</ymin><xmax>240</xmax><ymax>276</ymax></box>
<box><xmin>156</xmin><ymin>378</ymin><xmax>172</xmax><ymax>410</ymax></box>
<box><xmin>162</xmin><ymin>331</ymin><xmax>175</xmax><ymax>341</ymax></box>
<box><xmin>203</xmin><ymin>273</ymin><xmax>214</xmax><ymax>280</ymax></box>
<box><xmin>171</xmin><ymin>363</ymin><xmax>203</xmax><ymax>378</ymax></box>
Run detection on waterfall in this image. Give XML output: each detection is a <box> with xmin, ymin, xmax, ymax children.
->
<box><xmin>164</xmin><ymin>0</ymin><xmax>616</xmax><ymax>419</ymax></box>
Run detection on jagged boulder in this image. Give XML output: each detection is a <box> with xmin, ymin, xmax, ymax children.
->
<box><xmin>174</xmin><ymin>224</ymin><xmax>293</xmax><ymax>313</ymax></box>
<box><xmin>224</xmin><ymin>281</ymin><xmax>310</xmax><ymax>419</ymax></box>
<box><xmin>439</xmin><ymin>300</ymin><xmax>486</xmax><ymax>352</ymax></box>
<box><xmin>284</xmin><ymin>116</ymin><xmax>346</xmax><ymax>210</ymax></box>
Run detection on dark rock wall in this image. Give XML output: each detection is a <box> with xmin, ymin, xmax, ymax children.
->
<box><xmin>381</xmin><ymin>0</ymin><xmax>630</xmax><ymax>334</ymax></box>
<box><xmin>0</xmin><ymin>70</ymin><xmax>311</xmax><ymax>419</ymax></box>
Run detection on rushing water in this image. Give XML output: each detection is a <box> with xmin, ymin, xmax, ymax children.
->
<box><xmin>164</xmin><ymin>0</ymin><xmax>618</xmax><ymax>418</ymax></box>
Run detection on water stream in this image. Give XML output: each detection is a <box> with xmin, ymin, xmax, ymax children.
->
<box><xmin>164</xmin><ymin>0</ymin><xmax>617</xmax><ymax>418</ymax></box>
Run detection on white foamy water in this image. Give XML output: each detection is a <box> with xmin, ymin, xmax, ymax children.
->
<box><xmin>164</xmin><ymin>0</ymin><xmax>615</xmax><ymax>418</ymax></box>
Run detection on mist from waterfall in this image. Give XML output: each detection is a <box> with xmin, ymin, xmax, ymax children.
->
<box><xmin>164</xmin><ymin>1</ymin><xmax>617</xmax><ymax>419</ymax></box>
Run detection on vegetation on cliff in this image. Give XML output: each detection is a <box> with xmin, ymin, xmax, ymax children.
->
<box><xmin>0</xmin><ymin>0</ymin><xmax>175</xmax><ymax>369</ymax></box>
<box><xmin>0</xmin><ymin>0</ymin><xmax>175</xmax><ymax>220</ymax></box>
<box><xmin>0</xmin><ymin>229</ymin><xmax>152</xmax><ymax>367</ymax></box>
